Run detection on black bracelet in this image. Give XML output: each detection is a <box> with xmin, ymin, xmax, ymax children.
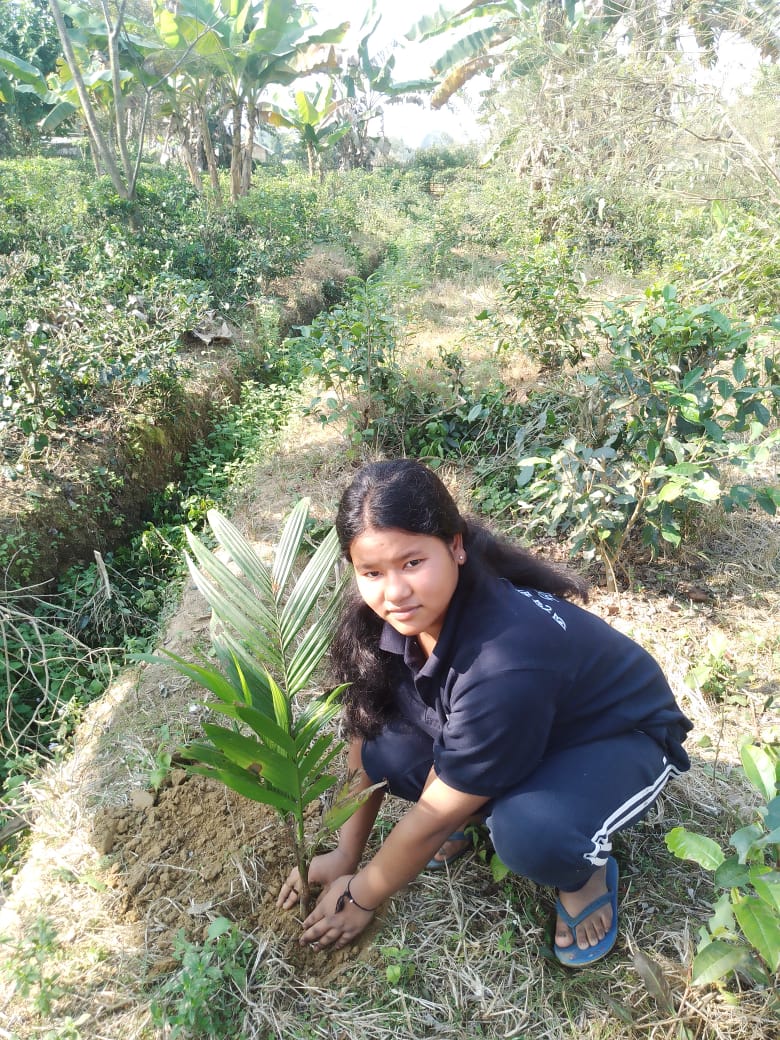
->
<box><xmin>334</xmin><ymin>875</ymin><xmax>376</xmax><ymax>914</ymax></box>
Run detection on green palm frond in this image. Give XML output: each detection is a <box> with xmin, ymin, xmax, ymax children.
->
<box><xmin>148</xmin><ymin>502</ymin><xmax>361</xmax><ymax>913</ymax></box>
<box><xmin>271</xmin><ymin>498</ymin><xmax>310</xmax><ymax>598</ymax></box>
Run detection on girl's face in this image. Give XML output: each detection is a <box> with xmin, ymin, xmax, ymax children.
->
<box><xmin>349</xmin><ymin>526</ymin><xmax>464</xmax><ymax>655</ymax></box>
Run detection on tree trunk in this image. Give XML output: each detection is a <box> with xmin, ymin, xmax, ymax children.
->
<box><xmin>199</xmin><ymin>104</ymin><xmax>223</xmax><ymax>207</ymax></box>
<box><xmin>100</xmin><ymin>0</ymin><xmax>133</xmax><ymax>185</ymax></box>
<box><xmin>230</xmin><ymin>97</ymin><xmax>243</xmax><ymax>201</ymax></box>
<box><xmin>47</xmin><ymin>0</ymin><xmax>132</xmax><ymax>198</ymax></box>
<box><xmin>181</xmin><ymin>116</ymin><xmax>203</xmax><ymax>192</ymax></box>
<box><xmin>240</xmin><ymin>97</ymin><xmax>258</xmax><ymax>196</ymax></box>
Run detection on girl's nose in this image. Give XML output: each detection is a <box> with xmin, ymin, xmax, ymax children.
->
<box><xmin>384</xmin><ymin>569</ymin><xmax>411</xmax><ymax>603</ymax></box>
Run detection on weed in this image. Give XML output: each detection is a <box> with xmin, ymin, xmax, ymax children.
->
<box><xmin>1</xmin><ymin>916</ymin><xmax>68</xmax><ymax>1017</ymax></box>
<box><xmin>380</xmin><ymin>944</ymin><xmax>417</xmax><ymax>986</ymax></box>
<box><xmin>150</xmin><ymin>917</ymin><xmax>252</xmax><ymax>1038</ymax></box>
<box><xmin>686</xmin><ymin>631</ymin><xmax>754</xmax><ymax>706</ymax></box>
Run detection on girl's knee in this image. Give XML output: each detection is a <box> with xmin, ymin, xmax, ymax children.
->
<box><xmin>487</xmin><ymin>801</ymin><xmax>589</xmax><ymax>888</ymax></box>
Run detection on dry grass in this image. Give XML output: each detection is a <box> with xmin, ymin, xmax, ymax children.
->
<box><xmin>1</xmin><ymin>271</ymin><xmax>778</xmax><ymax>1040</ymax></box>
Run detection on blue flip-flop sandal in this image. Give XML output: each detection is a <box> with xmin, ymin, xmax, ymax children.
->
<box><xmin>426</xmin><ymin>830</ymin><xmax>473</xmax><ymax>870</ymax></box>
<box><xmin>554</xmin><ymin>856</ymin><xmax>619</xmax><ymax>966</ymax></box>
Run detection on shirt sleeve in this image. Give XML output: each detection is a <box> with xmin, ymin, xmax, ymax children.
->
<box><xmin>433</xmin><ymin>667</ymin><xmax>562</xmax><ymax>797</ymax></box>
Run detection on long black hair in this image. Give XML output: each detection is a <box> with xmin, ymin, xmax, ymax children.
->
<box><xmin>331</xmin><ymin>459</ymin><xmax>588</xmax><ymax>739</ymax></box>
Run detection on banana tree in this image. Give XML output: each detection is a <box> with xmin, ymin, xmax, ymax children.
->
<box><xmin>0</xmin><ymin>47</ymin><xmax>48</xmax><ymax>102</ymax></box>
<box><xmin>408</xmin><ymin>0</ymin><xmax>780</xmax><ymax>110</ymax></box>
<box><xmin>153</xmin><ymin>0</ymin><xmax>348</xmax><ymax>199</ymax></box>
<box><xmin>45</xmin><ymin>0</ymin><xmax>164</xmax><ymax>198</ymax></box>
<box><xmin>158</xmin><ymin>500</ymin><xmax>381</xmax><ymax>915</ymax></box>
<box><xmin>266</xmin><ymin>84</ymin><xmax>351</xmax><ymax>177</ymax></box>
<box><xmin>405</xmin><ymin>1</ymin><xmax>578</xmax><ymax>109</ymax></box>
<box><xmin>333</xmin><ymin>6</ymin><xmax>436</xmax><ymax>170</ymax></box>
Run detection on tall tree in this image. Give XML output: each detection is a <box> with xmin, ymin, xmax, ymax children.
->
<box><xmin>153</xmin><ymin>0</ymin><xmax>348</xmax><ymax>199</ymax></box>
<box><xmin>44</xmin><ymin>0</ymin><xmax>164</xmax><ymax>198</ymax></box>
<box><xmin>407</xmin><ymin>0</ymin><xmax>780</xmax><ymax>109</ymax></box>
<box><xmin>333</xmin><ymin>10</ymin><xmax>435</xmax><ymax>170</ymax></box>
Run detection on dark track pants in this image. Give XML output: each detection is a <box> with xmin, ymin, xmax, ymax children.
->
<box><xmin>362</xmin><ymin>721</ymin><xmax>680</xmax><ymax>891</ymax></box>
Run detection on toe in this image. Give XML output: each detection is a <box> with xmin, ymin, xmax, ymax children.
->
<box><xmin>555</xmin><ymin>921</ymin><xmax>574</xmax><ymax>948</ymax></box>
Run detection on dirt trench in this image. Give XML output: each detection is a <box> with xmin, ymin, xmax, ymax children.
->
<box><xmin>1</xmin><ymin>239</ymin><xmax>383</xmax><ymax>588</ymax></box>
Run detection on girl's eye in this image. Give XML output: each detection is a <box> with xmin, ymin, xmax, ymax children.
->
<box><xmin>405</xmin><ymin>559</ymin><xmax>422</xmax><ymax>569</ymax></box>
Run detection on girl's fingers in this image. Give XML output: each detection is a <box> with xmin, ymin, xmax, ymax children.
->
<box><xmin>276</xmin><ymin>874</ymin><xmax>301</xmax><ymax>909</ymax></box>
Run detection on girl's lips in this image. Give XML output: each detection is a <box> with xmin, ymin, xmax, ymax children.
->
<box><xmin>387</xmin><ymin>606</ymin><xmax>419</xmax><ymax>621</ymax></box>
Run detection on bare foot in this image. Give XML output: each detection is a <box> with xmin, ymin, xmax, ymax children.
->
<box><xmin>555</xmin><ymin>865</ymin><xmax>612</xmax><ymax>950</ymax></box>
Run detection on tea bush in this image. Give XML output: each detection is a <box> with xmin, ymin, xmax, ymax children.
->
<box><xmin>293</xmin><ymin>273</ymin><xmax>403</xmax><ymax>446</ymax></box>
<box><xmin>485</xmin><ymin>239</ymin><xmax>592</xmax><ymax>370</ymax></box>
<box><xmin>512</xmin><ymin>287</ymin><xmax>780</xmax><ymax>587</ymax></box>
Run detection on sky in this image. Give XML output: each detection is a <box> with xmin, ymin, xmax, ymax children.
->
<box><xmin>309</xmin><ymin>0</ymin><xmax>485</xmax><ymax>148</ymax></box>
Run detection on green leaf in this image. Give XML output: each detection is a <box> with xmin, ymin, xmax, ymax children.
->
<box><xmin>660</xmin><ymin>523</ymin><xmax>682</xmax><ymax>547</ymax></box>
<box><xmin>741</xmin><ymin>744</ymin><xmax>778</xmax><ymax>802</ymax></box>
<box><xmin>751</xmin><ymin>869</ymin><xmax>780</xmax><ymax>911</ymax></box>
<box><xmin>143</xmin><ymin>649</ymin><xmax>242</xmax><ymax>705</ymax></box>
<box><xmin>302</xmin><ymin>773</ymin><xmax>339</xmax><ymax>807</ymax></box>
<box><xmin>266</xmin><ymin>671</ymin><xmax>292</xmax><ymax>734</ymax></box>
<box><xmin>187</xmin><ymin>762</ymin><xmax>297</xmax><ymax>813</ymax></box>
<box><xmin>202</xmin><ymin>723</ymin><xmax>299</xmax><ymax>795</ymax></box>
<box><xmin>708</xmin><ymin>891</ymin><xmax>736</xmax><ymax>935</ymax></box>
<box><xmin>666</xmin><ymin>827</ymin><xmax>725</xmax><ymax>871</ymax></box>
<box><xmin>731</xmin><ymin>824</ymin><xmax>764</xmax><ymax>863</ymax></box>
<box><xmin>714</xmin><ymin>856</ymin><xmax>750</xmax><ymax>889</ymax></box>
<box><xmin>0</xmin><ymin>47</ymin><xmax>47</xmax><ymax>91</ymax></box>
<box><xmin>203</xmin><ymin>511</ymin><xmax>275</xmax><ymax>598</ymax></box>
<box><xmin>184</xmin><ymin>535</ymin><xmax>279</xmax><ymax>653</ymax></box>
<box><xmin>322</xmin><ymin>778</ymin><xmax>387</xmax><ymax>831</ymax></box>
<box><xmin>279</xmin><ymin>525</ymin><xmax>346</xmax><ymax>650</ymax></box>
<box><xmin>215</xmin><ymin>702</ymin><xmax>296</xmax><ymax>756</ymax></box>
<box><xmin>755</xmin><ymin>488</ymin><xmax>779</xmax><ymax>516</ymax></box>
<box><xmin>271</xmin><ymin>497</ymin><xmax>310</xmax><ymax>599</ymax></box>
<box><xmin>297</xmin><ymin>732</ymin><xmax>339</xmax><ymax>782</ymax></box>
<box><xmin>733</xmin><ymin>898</ymin><xmax>780</xmax><ymax>971</ymax></box>
<box><xmin>490</xmin><ymin>852</ymin><xmax>510</xmax><ymax>882</ymax></box>
<box><xmin>214</xmin><ymin>635</ymin><xmax>274</xmax><ymax>715</ymax></box>
<box><xmin>39</xmin><ymin>100</ymin><xmax>78</xmax><ymax>132</ymax></box>
<box><xmin>286</xmin><ymin>593</ymin><xmax>345</xmax><ymax>695</ymax></box>
<box><xmin>691</xmin><ymin>940</ymin><xmax>749</xmax><ymax>985</ymax></box>
<box><xmin>657</xmin><ymin>481</ymin><xmax>683</xmax><ymax>503</ymax></box>
<box><xmin>179</xmin><ymin>743</ymin><xmax>298</xmax><ymax>813</ymax></box>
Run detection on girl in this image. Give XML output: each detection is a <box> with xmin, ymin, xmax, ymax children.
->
<box><xmin>278</xmin><ymin>459</ymin><xmax>692</xmax><ymax>966</ymax></box>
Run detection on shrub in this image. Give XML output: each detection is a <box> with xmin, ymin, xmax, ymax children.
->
<box><xmin>150</xmin><ymin>917</ymin><xmax>252</xmax><ymax>1038</ymax></box>
<box><xmin>513</xmin><ymin>287</ymin><xmax>780</xmax><ymax>587</ymax></box>
<box><xmin>484</xmin><ymin>239</ymin><xmax>592</xmax><ymax>370</ymax></box>
<box><xmin>666</xmin><ymin>741</ymin><xmax>780</xmax><ymax>988</ymax></box>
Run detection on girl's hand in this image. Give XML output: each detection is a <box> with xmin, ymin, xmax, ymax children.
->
<box><xmin>276</xmin><ymin>850</ymin><xmax>358</xmax><ymax>910</ymax></box>
<box><xmin>300</xmin><ymin>874</ymin><xmax>375</xmax><ymax>949</ymax></box>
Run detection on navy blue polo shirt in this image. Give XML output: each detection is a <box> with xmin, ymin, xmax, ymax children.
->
<box><xmin>378</xmin><ymin>566</ymin><xmax>692</xmax><ymax>798</ymax></box>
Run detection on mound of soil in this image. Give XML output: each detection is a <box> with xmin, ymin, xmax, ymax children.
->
<box><xmin>93</xmin><ymin>771</ymin><xmax>380</xmax><ymax>981</ymax></box>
